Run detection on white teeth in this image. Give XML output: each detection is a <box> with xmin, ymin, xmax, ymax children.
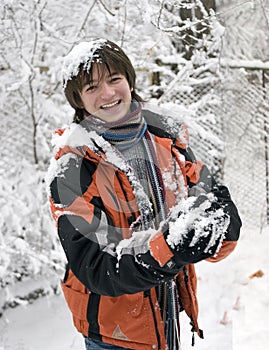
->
<box><xmin>101</xmin><ymin>101</ymin><xmax>119</xmax><ymax>109</ymax></box>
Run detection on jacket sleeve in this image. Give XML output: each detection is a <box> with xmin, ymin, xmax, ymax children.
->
<box><xmin>170</xmin><ymin>145</ymin><xmax>242</xmax><ymax>264</ymax></box>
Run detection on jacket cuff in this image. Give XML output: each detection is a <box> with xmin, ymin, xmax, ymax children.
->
<box><xmin>149</xmin><ymin>230</ymin><xmax>174</xmax><ymax>267</ymax></box>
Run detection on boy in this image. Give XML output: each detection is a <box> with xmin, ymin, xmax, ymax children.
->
<box><xmin>47</xmin><ymin>38</ymin><xmax>241</xmax><ymax>350</ymax></box>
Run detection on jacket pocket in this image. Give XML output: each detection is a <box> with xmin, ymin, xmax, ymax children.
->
<box><xmin>60</xmin><ymin>269</ymin><xmax>90</xmax><ymax>320</ymax></box>
<box><xmin>98</xmin><ymin>291</ymin><xmax>159</xmax><ymax>346</ymax></box>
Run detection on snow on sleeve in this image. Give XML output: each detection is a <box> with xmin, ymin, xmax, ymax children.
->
<box><xmin>115</xmin><ymin>228</ymin><xmax>156</xmax><ymax>268</ymax></box>
<box><xmin>62</xmin><ymin>39</ymin><xmax>108</xmax><ymax>87</ymax></box>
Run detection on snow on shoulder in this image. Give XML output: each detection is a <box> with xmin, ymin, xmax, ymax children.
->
<box><xmin>46</xmin><ymin>123</ymin><xmax>153</xmax><ymax>223</ymax></box>
<box><xmin>62</xmin><ymin>39</ymin><xmax>108</xmax><ymax>87</ymax></box>
<box><xmin>144</xmin><ymin>101</ymin><xmax>189</xmax><ymax>146</ymax></box>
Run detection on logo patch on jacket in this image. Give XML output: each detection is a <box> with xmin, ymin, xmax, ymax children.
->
<box><xmin>112</xmin><ymin>325</ymin><xmax>129</xmax><ymax>340</ymax></box>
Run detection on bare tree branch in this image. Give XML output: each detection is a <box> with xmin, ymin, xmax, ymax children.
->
<box><xmin>98</xmin><ymin>0</ymin><xmax>116</xmax><ymax>16</ymax></box>
<box><xmin>120</xmin><ymin>0</ymin><xmax>128</xmax><ymax>47</ymax></box>
<box><xmin>157</xmin><ymin>0</ymin><xmax>165</xmax><ymax>28</ymax></box>
<box><xmin>70</xmin><ymin>0</ymin><xmax>98</xmax><ymax>51</ymax></box>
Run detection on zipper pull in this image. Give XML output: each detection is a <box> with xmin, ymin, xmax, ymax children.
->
<box><xmin>192</xmin><ymin>332</ymin><xmax>195</xmax><ymax>346</ymax></box>
<box><xmin>191</xmin><ymin>327</ymin><xmax>204</xmax><ymax>346</ymax></box>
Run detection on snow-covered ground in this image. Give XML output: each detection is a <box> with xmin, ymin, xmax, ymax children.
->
<box><xmin>0</xmin><ymin>225</ymin><xmax>268</xmax><ymax>350</ymax></box>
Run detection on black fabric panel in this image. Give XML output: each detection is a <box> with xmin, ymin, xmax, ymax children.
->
<box><xmin>175</xmin><ymin>146</ymin><xmax>196</xmax><ymax>163</ymax></box>
<box><xmin>50</xmin><ymin>177</ymin><xmax>64</xmax><ymax>205</ymax></box>
<box><xmin>90</xmin><ymin>195</ymin><xmax>105</xmax><ymax>209</ymax></box>
<box><xmin>188</xmin><ymin>164</ymin><xmax>217</xmax><ymax>192</ymax></box>
<box><xmin>57</xmin><ymin>214</ymin><xmax>180</xmax><ymax>297</ymax></box>
<box><xmin>80</xmin><ymin>158</ymin><xmax>97</xmax><ymax>192</ymax></box>
<box><xmin>87</xmin><ymin>292</ymin><xmax>101</xmax><ymax>340</ymax></box>
<box><xmin>212</xmin><ymin>185</ymin><xmax>242</xmax><ymax>242</ymax></box>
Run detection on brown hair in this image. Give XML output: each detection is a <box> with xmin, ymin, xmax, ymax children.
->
<box><xmin>63</xmin><ymin>39</ymin><xmax>144</xmax><ymax>123</ymax></box>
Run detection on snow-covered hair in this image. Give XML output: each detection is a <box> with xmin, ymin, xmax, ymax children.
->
<box><xmin>62</xmin><ymin>39</ymin><xmax>143</xmax><ymax>123</ymax></box>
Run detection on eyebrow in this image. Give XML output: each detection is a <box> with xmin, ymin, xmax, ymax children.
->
<box><xmin>86</xmin><ymin>71</ymin><xmax>120</xmax><ymax>85</ymax></box>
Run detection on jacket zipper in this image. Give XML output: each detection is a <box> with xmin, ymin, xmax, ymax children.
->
<box><xmin>145</xmin><ymin>289</ymin><xmax>161</xmax><ymax>350</ymax></box>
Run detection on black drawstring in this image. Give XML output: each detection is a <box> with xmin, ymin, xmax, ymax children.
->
<box><xmin>165</xmin><ymin>280</ymin><xmax>181</xmax><ymax>349</ymax></box>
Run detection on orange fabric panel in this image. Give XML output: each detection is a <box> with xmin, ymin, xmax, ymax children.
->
<box><xmin>176</xmin><ymin>264</ymin><xmax>201</xmax><ymax>337</ymax></box>
<box><xmin>149</xmin><ymin>231</ymin><xmax>174</xmax><ymax>267</ymax></box>
<box><xmin>93</xmin><ymin>159</ymin><xmax>135</xmax><ymax>232</ymax></box>
<box><xmin>61</xmin><ymin>281</ymin><xmax>89</xmax><ymax>320</ymax></box>
<box><xmin>50</xmin><ymin>196</ymin><xmax>94</xmax><ymax>225</ymax></box>
<box><xmin>68</xmin><ymin>197</ymin><xmax>94</xmax><ymax>223</ymax></box>
<box><xmin>61</xmin><ymin>270</ymin><xmax>90</xmax><ymax>336</ymax></box>
<box><xmin>185</xmin><ymin>160</ymin><xmax>203</xmax><ymax>184</ymax></box>
<box><xmin>99</xmin><ymin>292</ymin><xmax>163</xmax><ymax>349</ymax></box>
<box><xmin>55</xmin><ymin>145</ymin><xmax>83</xmax><ymax>160</ymax></box>
<box><xmin>100</xmin><ymin>337</ymin><xmax>163</xmax><ymax>350</ymax></box>
<box><xmin>206</xmin><ymin>241</ymin><xmax>237</xmax><ymax>262</ymax></box>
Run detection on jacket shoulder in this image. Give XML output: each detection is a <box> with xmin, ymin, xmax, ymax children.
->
<box><xmin>143</xmin><ymin>109</ymin><xmax>189</xmax><ymax>149</ymax></box>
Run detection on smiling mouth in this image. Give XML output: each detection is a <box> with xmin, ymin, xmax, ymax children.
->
<box><xmin>100</xmin><ymin>100</ymin><xmax>121</xmax><ymax>110</ymax></box>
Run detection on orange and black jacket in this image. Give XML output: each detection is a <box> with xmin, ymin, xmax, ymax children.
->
<box><xmin>48</xmin><ymin>110</ymin><xmax>241</xmax><ymax>350</ymax></box>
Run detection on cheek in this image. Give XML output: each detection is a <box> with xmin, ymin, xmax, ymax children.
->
<box><xmin>123</xmin><ymin>84</ymin><xmax>132</xmax><ymax>99</ymax></box>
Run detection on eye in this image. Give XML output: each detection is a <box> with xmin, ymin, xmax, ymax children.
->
<box><xmin>85</xmin><ymin>84</ymin><xmax>97</xmax><ymax>92</ymax></box>
<box><xmin>110</xmin><ymin>76</ymin><xmax>122</xmax><ymax>83</ymax></box>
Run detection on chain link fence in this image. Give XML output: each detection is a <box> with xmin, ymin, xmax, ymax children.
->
<box><xmin>168</xmin><ymin>67</ymin><xmax>269</xmax><ymax>228</ymax></box>
<box><xmin>220</xmin><ymin>68</ymin><xmax>269</xmax><ymax>228</ymax></box>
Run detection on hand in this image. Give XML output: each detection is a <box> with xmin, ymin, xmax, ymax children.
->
<box><xmin>166</xmin><ymin>193</ymin><xmax>230</xmax><ymax>264</ymax></box>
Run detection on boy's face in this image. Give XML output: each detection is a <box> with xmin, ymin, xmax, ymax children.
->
<box><xmin>80</xmin><ymin>63</ymin><xmax>132</xmax><ymax>123</ymax></box>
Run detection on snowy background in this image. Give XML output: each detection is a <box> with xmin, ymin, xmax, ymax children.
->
<box><xmin>1</xmin><ymin>0</ymin><xmax>269</xmax><ymax>349</ymax></box>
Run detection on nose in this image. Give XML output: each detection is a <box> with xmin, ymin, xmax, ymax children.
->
<box><xmin>99</xmin><ymin>82</ymin><xmax>115</xmax><ymax>99</ymax></box>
